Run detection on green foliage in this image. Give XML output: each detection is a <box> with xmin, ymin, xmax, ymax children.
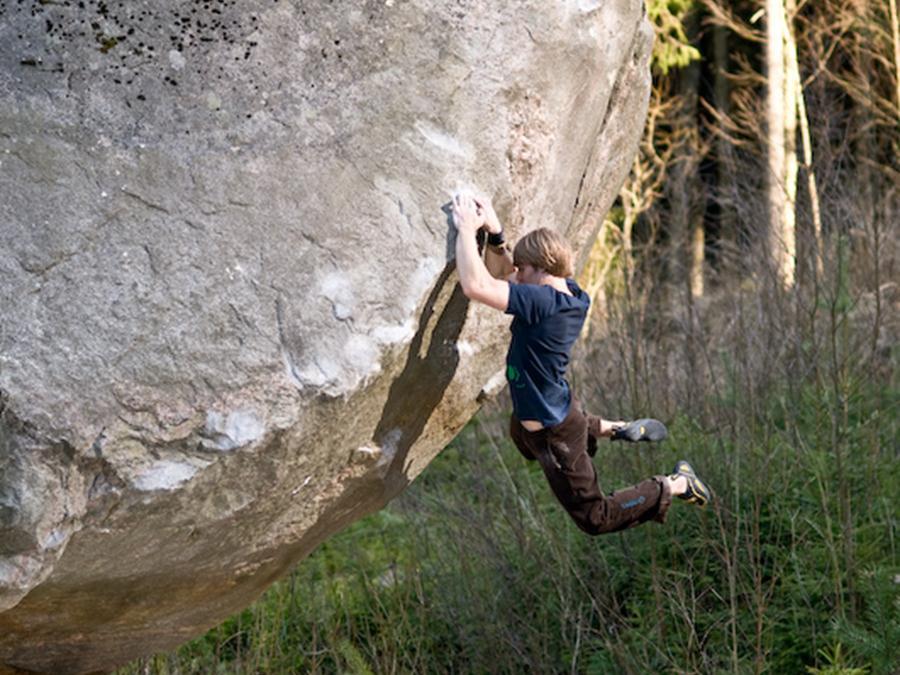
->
<box><xmin>806</xmin><ymin>643</ymin><xmax>870</xmax><ymax>675</ymax></box>
<box><xmin>335</xmin><ymin>639</ymin><xmax>374</xmax><ymax>675</ymax></box>
<box><xmin>830</xmin><ymin>571</ymin><xmax>900</xmax><ymax>675</ymax></box>
<box><xmin>647</xmin><ymin>0</ymin><xmax>701</xmax><ymax>74</ymax></box>
<box><xmin>120</xmin><ymin>369</ymin><xmax>897</xmax><ymax>673</ymax></box>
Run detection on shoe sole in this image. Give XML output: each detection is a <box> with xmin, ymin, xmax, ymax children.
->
<box><xmin>673</xmin><ymin>460</ymin><xmax>711</xmax><ymax>507</ymax></box>
<box><xmin>612</xmin><ymin>418</ymin><xmax>668</xmax><ymax>442</ymax></box>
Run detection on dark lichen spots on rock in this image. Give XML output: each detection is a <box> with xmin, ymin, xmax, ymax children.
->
<box><xmin>7</xmin><ymin>0</ymin><xmax>267</xmax><ymax>114</ymax></box>
<box><xmin>97</xmin><ymin>34</ymin><xmax>118</xmax><ymax>53</ymax></box>
<box><xmin>18</xmin><ymin>55</ymin><xmax>63</xmax><ymax>72</ymax></box>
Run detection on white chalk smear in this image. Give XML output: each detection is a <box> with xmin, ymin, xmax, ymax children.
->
<box><xmin>414</xmin><ymin>121</ymin><xmax>474</xmax><ymax>160</ymax></box>
<box><xmin>205</xmin><ymin>409</ymin><xmax>265</xmax><ymax>451</ymax></box>
<box><xmin>133</xmin><ymin>460</ymin><xmax>199</xmax><ymax>491</ymax></box>
<box><xmin>456</xmin><ymin>340</ymin><xmax>476</xmax><ymax>357</ymax></box>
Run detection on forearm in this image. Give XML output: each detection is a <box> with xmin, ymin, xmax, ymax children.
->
<box><xmin>485</xmin><ymin>244</ymin><xmax>515</xmax><ymax>279</ymax></box>
<box><xmin>455</xmin><ymin>228</ymin><xmax>492</xmax><ymax>294</ymax></box>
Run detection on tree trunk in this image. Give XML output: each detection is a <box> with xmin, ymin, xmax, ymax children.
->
<box><xmin>856</xmin><ymin>0</ymin><xmax>877</xmax><ymax>235</ymax></box>
<box><xmin>783</xmin><ymin>0</ymin><xmax>799</xmax><ymax>285</ymax></box>
<box><xmin>766</xmin><ymin>0</ymin><xmax>794</xmax><ymax>288</ymax></box>
<box><xmin>712</xmin><ymin>20</ymin><xmax>734</xmax><ymax>246</ymax></box>
<box><xmin>785</xmin><ymin>2</ymin><xmax>824</xmax><ymax>282</ymax></box>
<box><xmin>670</xmin><ymin>9</ymin><xmax>705</xmax><ymax>299</ymax></box>
<box><xmin>690</xmin><ymin>220</ymin><xmax>705</xmax><ymax>297</ymax></box>
<box><xmin>892</xmin><ymin>0</ymin><xmax>900</xmax><ymax>115</ymax></box>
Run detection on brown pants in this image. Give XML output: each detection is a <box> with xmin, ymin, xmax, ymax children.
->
<box><xmin>510</xmin><ymin>401</ymin><xmax>672</xmax><ymax>535</ymax></box>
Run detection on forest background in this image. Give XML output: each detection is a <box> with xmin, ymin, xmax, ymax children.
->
<box><xmin>122</xmin><ymin>0</ymin><xmax>898</xmax><ymax>672</ymax></box>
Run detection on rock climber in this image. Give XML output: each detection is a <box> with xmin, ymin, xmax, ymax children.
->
<box><xmin>450</xmin><ymin>190</ymin><xmax>711</xmax><ymax>534</ymax></box>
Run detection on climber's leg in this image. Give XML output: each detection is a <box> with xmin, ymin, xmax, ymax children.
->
<box><xmin>513</xmin><ymin>402</ymin><xmax>674</xmax><ymax>534</ymax></box>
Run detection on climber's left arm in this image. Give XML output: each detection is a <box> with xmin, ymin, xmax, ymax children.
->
<box><xmin>485</xmin><ymin>242</ymin><xmax>515</xmax><ymax>281</ymax></box>
<box><xmin>472</xmin><ymin>195</ymin><xmax>516</xmax><ymax>281</ymax></box>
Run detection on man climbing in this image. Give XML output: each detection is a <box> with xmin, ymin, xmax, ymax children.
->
<box><xmin>451</xmin><ymin>191</ymin><xmax>711</xmax><ymax>535</ymax></box>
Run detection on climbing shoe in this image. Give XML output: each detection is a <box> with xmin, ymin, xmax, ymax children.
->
<box><xmin>610</xmin><ymin>418</ymin><xmax>668</xmax><ymax>443</ymax></box>
<box><xmin>672</xmin><ymin>460</ymin><xmax>711</xmax><ymax>507</ymax></box>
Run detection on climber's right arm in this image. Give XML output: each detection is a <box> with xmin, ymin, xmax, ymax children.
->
<box><xmin>452</xmin><ymin>193</ymin><xmax>510</xmax><ymax>311</ymax></box>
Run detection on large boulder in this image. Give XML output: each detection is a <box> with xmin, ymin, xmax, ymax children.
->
<box><xmin>0</xmin><ymin>1</ymin><xmax>652</xmax><ymax>672</ymax></box>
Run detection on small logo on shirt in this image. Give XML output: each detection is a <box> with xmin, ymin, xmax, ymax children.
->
<box><xmin>507</xmin><ymin>364</ymin><xmax>526</xmax><ymax>389</ymax></box>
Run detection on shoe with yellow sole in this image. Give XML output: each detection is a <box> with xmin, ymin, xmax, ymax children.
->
<box><xmin>672</xmin><ymin>460</ymin><xmax>711</xmax><ymax>507</ymax></box>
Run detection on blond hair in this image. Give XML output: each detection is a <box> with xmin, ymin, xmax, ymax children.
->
<box><xmin>512</xmin><ymin>227</ymin><xmax>574</xmax><ymax>278</ymax></box>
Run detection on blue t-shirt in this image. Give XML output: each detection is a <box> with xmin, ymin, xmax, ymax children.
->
<box><xmin>505</xmin><ymin>279</ymin><xmax>590</xmax><ymax>426</ymax></box>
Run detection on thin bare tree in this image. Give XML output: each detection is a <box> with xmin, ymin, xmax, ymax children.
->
<box><xmin>766</xmin><ymin>0</ymin><xmax>796</xmax><ymax>288</ymax></box>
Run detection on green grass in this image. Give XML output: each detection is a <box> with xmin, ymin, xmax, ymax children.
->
<box><xmin>121</xmin><ymin>377</ymin><xmax>898</xmax><ymax>674</ymax></box>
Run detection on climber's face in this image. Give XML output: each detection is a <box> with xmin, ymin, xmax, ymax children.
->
<box><xmin>515</xmin><ymin>263</ymin><xmax>543</xmax><ymax>286</ymax></box>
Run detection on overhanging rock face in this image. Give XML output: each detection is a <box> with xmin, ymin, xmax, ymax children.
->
<box><xmin>0</xmin><ymin>1</ymin><xmax>652</xmax><ymax>672</ymax></box>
